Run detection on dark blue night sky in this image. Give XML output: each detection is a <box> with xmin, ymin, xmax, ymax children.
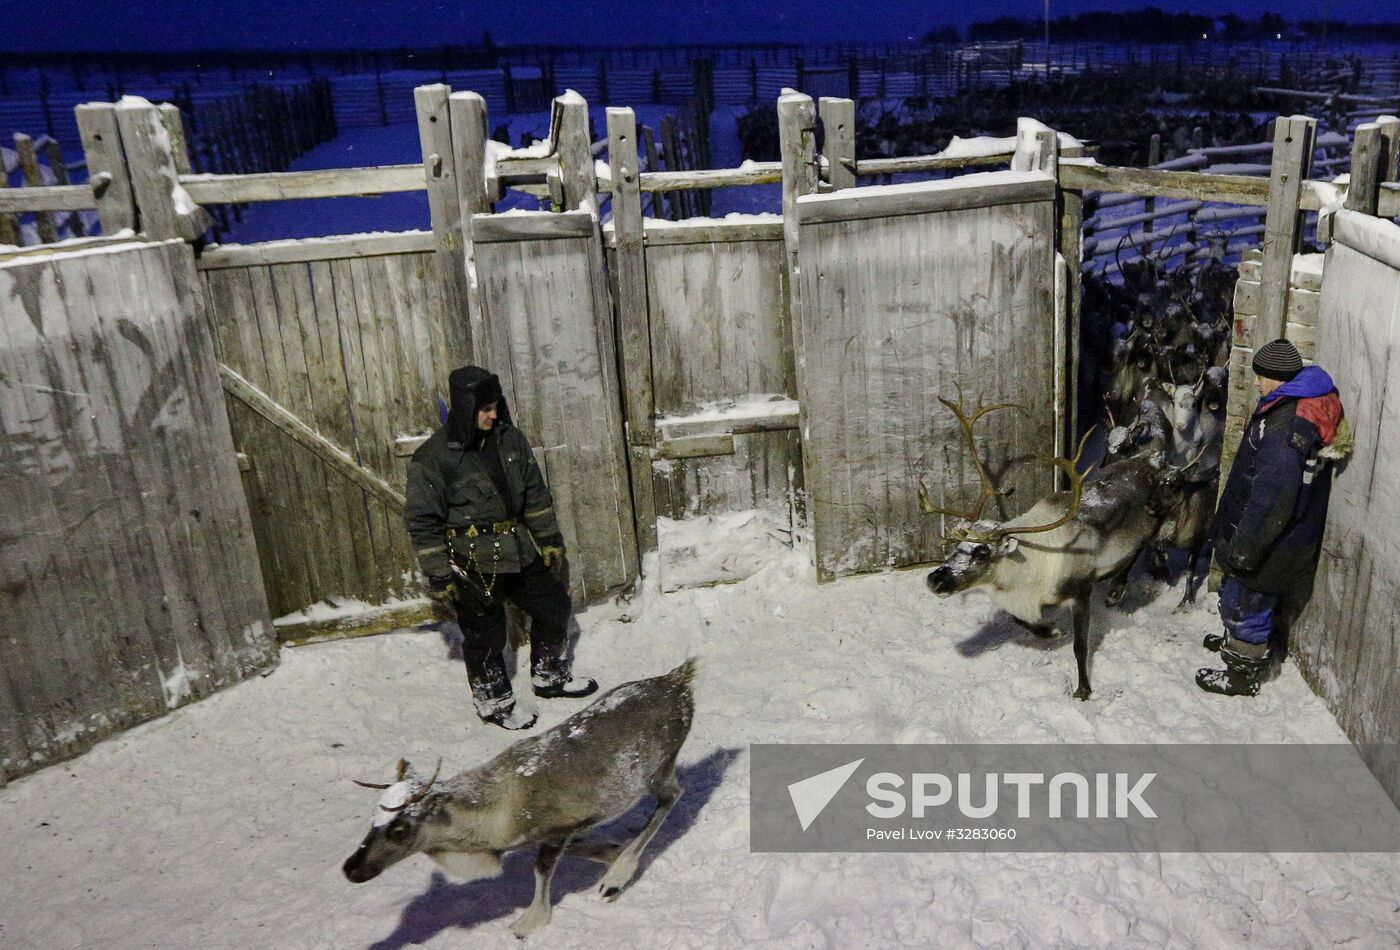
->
<box><xmin>5</xmin><ymin>0</ymin><xmax>1391</xmax><ymax>51</ymax></box>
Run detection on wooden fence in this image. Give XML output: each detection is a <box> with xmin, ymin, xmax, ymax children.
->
<box><xmin>4</xmin><ymin>82</ymin><xmax>1400</xmax><ymax>784</ymax></box>
<box><xmin>1295</xmin><ymin>209</ymin><xmax>1400</xmax><ymax>806</ymax></box>
<box><xmin>0</xmin><ymin>238</ymin><xmax>276</xmax><ymax>787</ymax></box>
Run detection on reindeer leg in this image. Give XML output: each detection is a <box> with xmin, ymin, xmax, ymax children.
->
<box><xmin>1104</xmin><ymin>549</ymin><xmax>1138</xmax><ymax>607</ymax></box>
<box><xmin>1071</xmin><ymin>595</ymin><xmax>1093</xmax><ymax>701</ymax></box>
<box><xmin>510</xmin><ymin>839</ymin><xmax>566</xmax><ymax>939</ymax></box>
<box><xmin>598</xmin><ymin>775</ymin><xmax>683</xmax><ymax>902</ymax></box>
<box><xmin>1173</xmin><ymin>541</ymin><xmax>1207</xmax><ymax>614</ymax></box>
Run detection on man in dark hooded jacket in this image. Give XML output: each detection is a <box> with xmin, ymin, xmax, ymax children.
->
<box><xmin>1201</xmin><ymin>338</ymin><xmax>1350</xmax><ymax>697</ymax></box>
<box><xmin>405</xmin><ymin>366</ymin><xmax>597</xmax><ymax>729</ymax></box>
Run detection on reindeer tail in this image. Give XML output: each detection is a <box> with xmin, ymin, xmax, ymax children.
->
<box><xmin>667</xmin><ymin>656</ymin><xmax>700</xmax><ymax>691</ymax></box>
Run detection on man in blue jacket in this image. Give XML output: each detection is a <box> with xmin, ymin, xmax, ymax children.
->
<box><xmin>1201</xmin><ymin>338</ymin><xmax>1350</xmax><ymax>697</ymax></box>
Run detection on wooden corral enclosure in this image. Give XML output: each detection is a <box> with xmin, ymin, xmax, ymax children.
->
<box><xmin>2</xmin><ymin>82</ymin><xmax>1400</xmax><ymax>791</ymax></box>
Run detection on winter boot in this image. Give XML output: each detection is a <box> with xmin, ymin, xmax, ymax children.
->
<box><xmin>473</xmin><ymin>691</ymin><xmax>538</xmax><ymax>730</ymax></box>
<box><xmin>1202</xmin><ymin>632</ymin><xmax>1225</xmax><ymax>653</ymax></box>
<box><xmin>530</xmin><ymin>649</ymin><xmax>598</xmax><ymax>700</ymax></box>
<box><xmin>1196</xmin><ymin>637</ymin><xmax>1270</xmax><ymax>697</ymax></box>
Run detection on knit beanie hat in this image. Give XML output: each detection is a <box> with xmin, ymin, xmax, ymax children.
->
<box><xmin>1252</xmin><ymin>339</ymin><xmax>1303</xmax><ymax>381</ymax></box>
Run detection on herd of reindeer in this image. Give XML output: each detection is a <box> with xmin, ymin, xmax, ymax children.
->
<box><xmin>336</xmin><ymin>254</ymin><xmax>1241</xmax><ymax>937</ymax></box>
<box><xmin>919</xmin><ymin>253</ymin><xmax>1235</xmax><ymax>701</ymax></box>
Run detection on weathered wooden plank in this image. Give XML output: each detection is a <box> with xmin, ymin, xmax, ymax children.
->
<box><xmin>179</xmin><ymin>164</ymin><xmax>424</xmax><ymax>204</ymax></box>
<box><xmin>470</xmin><ymin>210</ymin><xmax>595</xmax><ymax>243</ymax></box>
<box><xmin>0</xmin><ymin>183</ymin><xmax>95</xmax><ymax>214</ymax></box>
<box><xmin>448</xmin><ymin>90</ymin><xmax>490</xmax><ymax>363</ymax></box>
<box><xmin>76</xmin><ymin>103</ymin><xmax>137</xmax><ymax>234</ymax></box>
<box><xmin>1059</xmin><ymin>187</ymin><xmax>1085</xmax><ymax>450</ymax></box>
<box><xmin>638</xmin><ymin>164</ymin><xmax>783</xmax><ymax>191</ymax></box>
<box><xmin>1257</xmin><ymin>116</ymin><xmax>1317</xmax><ymax>347</ymax></box>
<box><xmin>1060</xmin><ymin>159</ymin><xmax>1273</xmax><ymax>206</ymax></box>
<box><xmin>819</xmin><ymin>97</ymin><xmax>857</xmax><ymax>191</ymax></box>
<box><xmin>797</xmin><ymin>171</ymin><xmax>1055</xmax><ymax>225</ymax></box>
<box><xmin>552</xmin><ymin>92</ymin><xmax>596</xmax><ymax>212</ymax></box>
<box><xmin>157</xmin><ymin>102</ymin><xmax>193</xmax><ymax>176</ymax></box>
<box><xmin>1345</xmin><ymin>123</ymin><xmax>1385</xmax><ymax>216</ymax></box>
<box><xmin>854</xmin><ymin>153</ymin><xmax>1013</xmax><ymax>177</ymax></box>
<box><xmin>636</xmin><ymin>219</ymin><xmax>783</xmax><ymax>246</ymax></box>
<box><xmin>607</xmin><ymin>107</ymin><xmax>658</xmax><ymax>556</ymax></box>
<box><xmin>655</xmin><ymin>433</ymin><xmax>736</xmax><ymax>459</ymax></box>
<box><xmin>218</xmin><ymin>363</ymin><xmax>407</xmax><ymax>509</ymax></box>
<box><xmin>197</xmin><ymin>231</ymin><xmax>435</xmax><ymax>269</ymax></box>
<box><xmin>414</xmin><ymin>83</ymin><xmax>472</xmax><ymax>367</ymax></box>
<box><xmin>115</xmin><ymin>97</ymin><xmax>191</xmax><ymax>241</ymax></box>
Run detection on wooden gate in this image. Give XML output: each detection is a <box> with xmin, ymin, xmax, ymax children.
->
<box><xmin>1</xmin><ymin>239</ymin><xmax>275</xmax><ymax>783</ymax></box>
<box><xmin>472</xmin><ymin>210</ymin><xmax>640</xmax><ymax>602</ymax></box>
<box><xmin>794</xmin><ymin>171</ymin><xmax>1062</xmax><ymax>579</ymax></box>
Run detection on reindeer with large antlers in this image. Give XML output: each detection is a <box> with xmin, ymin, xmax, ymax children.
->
<box><xmin>921</xmin><ymin>389</ymin><xmax>1189</xmax><ymax>700</ymax></box>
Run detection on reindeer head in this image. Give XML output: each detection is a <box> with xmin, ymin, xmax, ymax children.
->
<box><xmin>919</xmin><ymin>388</ymin><xmax>1094</xmax><ymax>597</ymax></box>
<box><xmin>342</xmin><ymin>758</ymin><xmax>445</xmax><ymax>883</ymax></box>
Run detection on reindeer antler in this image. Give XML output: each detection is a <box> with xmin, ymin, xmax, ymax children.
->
<box><xmin>379</xmin><ymin>758</ymin><xmax>442</xmax><ymax>813</ymax></box>
<box><xmin>353</xmin><ymin>758</ymin><xmax>411</xmax><ymax>790</ymax></box>
<box><xmin>918</xmin><ymin>384</ymin><xmax>1024</xmax><ymax>525</ymax></box>
<box><xmin>997</xmin><ymin>428</ymin><xmax>1098</xmax><ymax>539</ymax></box>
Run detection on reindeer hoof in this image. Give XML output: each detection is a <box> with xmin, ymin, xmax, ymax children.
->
<box><xmin>1073</xmin><ymin>686</ymin><xmax>1093</xmax><ymax>701</ymax></box>
<box><xmin>599</xmin><ymin>885</ymin><xmax>622</xmax><ymax>902</ymax></box>
<box><xmin>1172</xmin><ymin>599</ymin><xmax>1194</xmax><ymax>615</ymax></box>
<box><xmin>509</xmin><ymin>908</ymin><xmax>550</xmax><ymax>939</ymax></box>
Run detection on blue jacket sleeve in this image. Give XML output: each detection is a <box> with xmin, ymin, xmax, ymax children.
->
<box><xmin>1229</xmin><ymin>417</ymin><xmax>1306</xmax><ymax>571</ymax></box>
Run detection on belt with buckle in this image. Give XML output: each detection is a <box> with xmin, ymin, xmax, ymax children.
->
<box><xmin>448</xmin><ymin>519</ymin><xmax>518</xmax><ymax>539</ymax></box>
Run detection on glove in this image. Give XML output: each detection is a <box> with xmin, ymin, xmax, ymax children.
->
<box><xmin>540</xmin><ymin>545</ymin><xmax>566</xmax><ymax>569</ymax></box>
<box><xmin>425</xmin><ymin>575</ymin><xmax>458</xmax><ymax>622</ymax></box>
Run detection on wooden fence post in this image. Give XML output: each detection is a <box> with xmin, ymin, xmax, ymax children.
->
<box><xmin>778</xmin><ymin>90</ymin><xmax>817</xmax><ymax>537</ymax></box>
<box><xmin>1377</xmin><ymin>115</ymin><xmax>1400</xmax><ymax>185</ymax></box>
<box><xmin>1058</xmin><ymin>137</ymin><xmax>1086</xmax><ymax>458</ymax></box>
<box><xmin>0</xmin><ymin>175</ymin><xmax>20</xmax><ymax>246</ymax></box>
<box><xmin>76</xmin><ymin>102</ymin><xmax>137</xmax><ymax>236</ymax></box>
<box><xmin>13</xmin><ymin>134</ymin><xmax>57</xmax><ymax>243</ymax></box>
<box><xmin>818</xmin><ymin>97</ymin><xmax>856</xmax><ymax>191</ymax></box>
<box><xmin>552</xmin><ymin>92</ymin><xmax>596</xmax><ymax>212</ymax></box>
<box><xmin>448</xmin><ymin>90</ymin><xmax>489</xmax><ymax>364</ymax></box>
<box><xmin>414</xmin><ymin>83</ymin><xmax>473</xmax><ymax>359</ymax></box>
<box><xmin>607</xmin><ymin>107</ymin><xmax>659</xmax><ymax>555</ymax></box>
<box><xmin>1345</xmin><ymin>122</ymin><xmax>1385</xmax><ymax>215</ymax></box>
<box><xmin>42</xmin><ymin>138</ymin><xmax>85</xmax><ymax>237</ymax></box>
<box><xmin>115</xmin><ymin>97</ymin><xmax>206</xmax><ymax>242</ymax></box>
<box><xmin>1256</xmin><ymin>114</ymin><xmax>1315</xmax><ymax>347</ymax></box>
<box><xmin>158</xmin><ymin>102</ymin><xmax>193</xmax><ymax>175</ymax></box>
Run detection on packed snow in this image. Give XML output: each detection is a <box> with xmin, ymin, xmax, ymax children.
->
<box><xmin>2</xmin><ymin>535</ymin><xmax>1398</xmax><ymax>948</ymax></box>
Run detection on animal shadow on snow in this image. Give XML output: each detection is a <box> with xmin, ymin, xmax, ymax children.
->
<box><xmin>366</xmin><ymin>746</ymin><xmax>741</xmax><ymax>949</ymax></box>
<box><xmin>955</xmin><ymin>561</ymin><xmax>1179</xmax><ymax>664</ymax></box>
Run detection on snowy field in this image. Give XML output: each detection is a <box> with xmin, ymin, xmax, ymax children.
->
<box><xmin>3</xmin><ymin>545</ymin><xmax>1399</xmax><ymax>949</ymax></box>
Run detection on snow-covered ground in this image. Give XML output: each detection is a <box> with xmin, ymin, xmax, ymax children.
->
<box><xmin>3</xmin><ymin>543</ymin><xmax>1398</xmax><ymax>949</ymax></box>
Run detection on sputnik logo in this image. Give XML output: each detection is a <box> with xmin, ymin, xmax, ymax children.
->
<box><xmin>787</xmin><ymin>758</ymin><xmax>864</xmax><ymax>831</ymax></box>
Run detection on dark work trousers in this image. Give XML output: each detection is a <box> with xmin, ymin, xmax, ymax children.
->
<box><xmin>1219</xmin><ymin>571</ymin><xmax>1315</xmax><ymax>662</ymax></box>
<box><xmin>454</xmin><ymin>556</ymin><xmax>572</xmax><ymax>706</ymax></box>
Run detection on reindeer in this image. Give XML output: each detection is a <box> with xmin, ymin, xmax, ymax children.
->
<box><xmin>920</xmin><ymin>391</ymin><xmax>1184</xmax><ymax>700</ymax></box>
<box><xmin>342</xmin><ymin>659</ymin><xmax>696</xmax><ymax>938</ymax></box>
<box><xmin>1105</xmin><ymin>370</ymin><xmax>1224</xmax><ymax>611</ymax></box>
